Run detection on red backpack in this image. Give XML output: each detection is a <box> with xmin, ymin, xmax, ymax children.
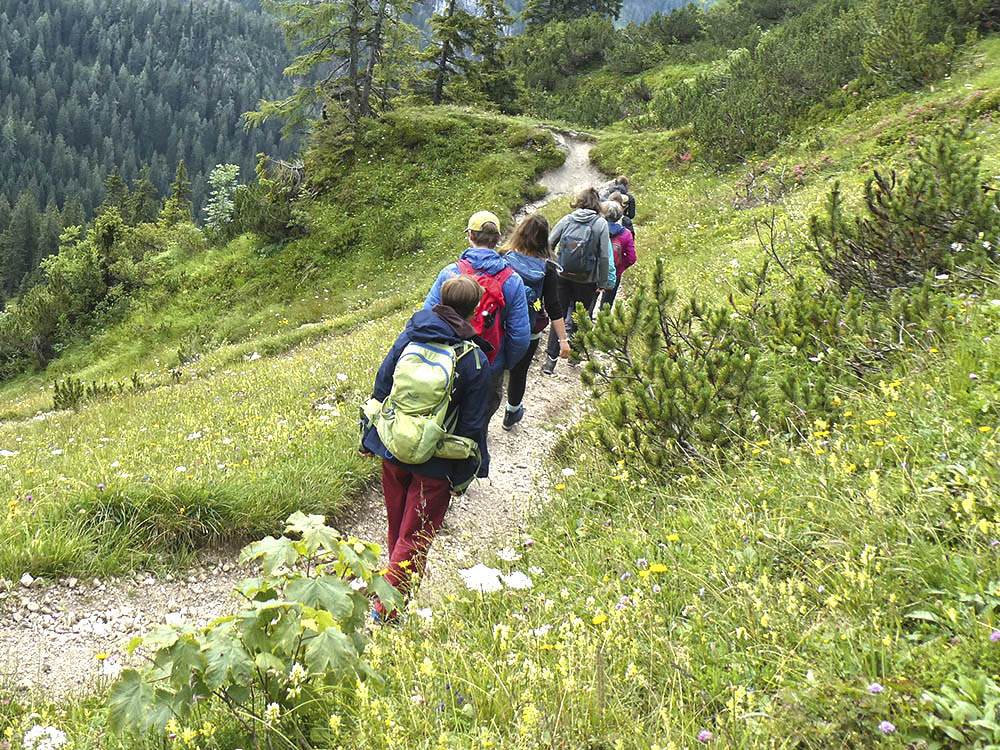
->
<box><xmin>456</xmin><ymin>259</ymin><xmax>513</xmax><ymax>366</ymax></box>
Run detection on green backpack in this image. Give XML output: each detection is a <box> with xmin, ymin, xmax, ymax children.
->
<box><xmin>362</xmin><ymin>340</ymin><xmax>482</xmax><ymax>466</ymax></box>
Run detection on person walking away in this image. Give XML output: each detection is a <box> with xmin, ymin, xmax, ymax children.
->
<box><xmin>609</xmin><ymin>190</ymin><xmax>636</xmax><ymax>239</ymax></box>
<box><xmin>361</xmin><ymin>275</ymin><xmax>491</xmax><ymax>621</ymax></box>
<box><xmin>608</xmin><ymin>175</ymin><xmax>635</xmax><ymax>221</ymax></box>
<box><xmin>424</xmin><ymin>211</ymin><xmax>530</xmax><ymax>472</ymax></box>
<box><xmin>599</xmin><ymin>200</ymin><xmax>636</xmax><ymax>312</ymax></box>
<box><xmin>498</xmin><ymin>214</ymin><xmax>571</xmax><ymax>430</ymax></box>
<box><xmin>541</xmin><ymin>187</ymin><xmax>614</xmax><ymax>376</ymax></box>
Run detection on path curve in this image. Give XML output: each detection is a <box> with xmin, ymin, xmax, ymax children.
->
<box><xmin>0</xmin><ymin>134</ymin><xmax>609</xmax><ymax>697</ymax></box>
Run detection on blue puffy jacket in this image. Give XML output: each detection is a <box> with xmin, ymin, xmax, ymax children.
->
<box><xmin>362</xmin><ymin>306</ymin><xmax>491</xmax><ymax>490</ymax></box>
<box><xmin>423</xmin><ymin>248</ymin><xmax>530</xmax><ymax>373</ymax></box>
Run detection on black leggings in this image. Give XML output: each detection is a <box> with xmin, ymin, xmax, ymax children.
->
<box><xmin>546</xmin><ymin>278</ymin><xmax>598</xmax><ymax>361</ymax></box>
<box><xmin>506</xmin><ymin>337</ymin><xmax>540</xmax><ymax>407</ymax></box>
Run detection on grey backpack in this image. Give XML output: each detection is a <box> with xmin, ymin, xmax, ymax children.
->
<box><xmin>556</xmin><ymin>216</ymin><xmax>599</xmax><ymax>281</ymax></box>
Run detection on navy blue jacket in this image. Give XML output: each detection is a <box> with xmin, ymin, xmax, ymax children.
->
<box><xmin>362</xmin><ymin>305</ymin><xmax>490</xmax><ymax>489</ymax></box>
<box><xmin>423</xmin><ymin>248</ymin><xmax>530</xmax><ymax>373</ymax></box>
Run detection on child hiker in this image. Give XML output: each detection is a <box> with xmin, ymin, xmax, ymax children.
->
<box><xmin>360</xmin><ymin>275</ymin><xmax>491</xmax><ymax>621</ymax></box>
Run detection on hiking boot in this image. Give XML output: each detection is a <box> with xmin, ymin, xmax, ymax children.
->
<box><xmin>502</xmin><ymin>405</ymin><xmax>524</xmax><ymax>431</ymax></box>
<box><xmin>541</xmin><ymin>357</ymin><xmax>557</xmax><ymax>375</ymax></box>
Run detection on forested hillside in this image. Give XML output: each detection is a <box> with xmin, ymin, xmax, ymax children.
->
<box><xmin>0</xmin><ymin>0</ymin><xmax>293</xmax><ymax>298</ymax></box>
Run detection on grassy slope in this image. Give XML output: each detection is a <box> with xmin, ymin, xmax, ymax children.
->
<box><xmin>294</xmin><ymin>39</ymin><xmax>1000</xmax><ymax>749</ymax></box>
<box><xmin>0</xmin><ymin>107</ymin><xmax>562</xmax><ymax>578</ymax></box>
<box><xmin>6</xmin><ymin>39</ymin><xmax>1000</xmax><ymax>750</ymax></box>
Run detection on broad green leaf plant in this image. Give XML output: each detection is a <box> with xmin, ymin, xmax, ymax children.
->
<box><xmin>108</xmin><ymin>512</ymin><xmax>400</xmax><ymax>749</ymax></box>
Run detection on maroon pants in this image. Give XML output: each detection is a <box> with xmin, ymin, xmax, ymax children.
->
<box><xmin>375</xmin><ymin>460</ymin><xmax>452</xmax><ymax>617</ymax></box>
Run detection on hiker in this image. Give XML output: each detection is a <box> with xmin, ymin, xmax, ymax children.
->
<box><xmin>608</xmin><ymin>190</ymin><xmax>636</xmax><ymax>239</ymax></box>
<box><xmin>498</xmin><ymin>213</ymin><xmax>571</xmax><ymax>430</ymax></box>
<box><xmin>607</xmin><ymin>175</ymin><xmax>635</xmax><ymax>221</ymax></box>
<box><xmin>541</xmin><ymin>187</ymin><xmax>614</xmax><ymax>376</ymax></box>
<box><xmin>423</xmin><ymin>211</ymin><xmax>530</xmax><ymax>469</ymax></box>
<box><xmin>599</xmin><ymin>200</ymin><xmax>636</xmax><ymax>312</ymax></box>
<box><xmin>361</xmin><ymin>275</ymin><xmax>491</xmax><ymax>621</ymax></box>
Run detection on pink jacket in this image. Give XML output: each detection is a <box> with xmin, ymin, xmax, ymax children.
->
<box><xmin>609</xmin><ymin>223</ymin><xmax>636</xmax><ymax>276</ymax></box>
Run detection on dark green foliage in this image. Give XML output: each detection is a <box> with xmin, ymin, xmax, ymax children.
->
<box><xmin>653</xmin><ymin>0</ymin><xmax>867</xmax><ymax>163</ymax></box>
<box><xmin>510</xmin><ymin>15</ymin><xmax>616</xmax><ymax>91</ymax></box>
<box><xmin>52</xmin><ymin>373</ymin><xmax>142</xmax><ymax>411</ymax></box>
<box><xmin>231</xmin><ymin>156</ymin><xmax>309</xmax><ymax>246</ymax></box>
<box><xmin>645</xmin><ymin>3</ymin><xmax>706</xmax><ymax>46</ymax></box>
<box><xmin>809</xmin><ymin>128</ymin><xmax>1000</xmax><ymax>298</ymax></box>
<box><xmin>578</xmin><ymin>130</ymin><xmax>981</xmax><ymax>473</ymax></box>
<box><xmin>160</xmin><ymin>160</ymin><xmax>194</xmax><ymax>226</ymax></box>
<box><xmin>0</xmin><ymin>0</ymin><xmax>292</xmax><ymax>219</ymax></box>
<box><xmin>862</xmin><ymin>0</ymin><xmax>957</xmax><ymax>90</ymax></box>
<box><xmin>522</xmin><ymin>0</ymin><xmax>623</xmax><ymax>28</ymax></box>
<box><xmin>576</xmin><ymin>258</ymin><xmax>769</xmax><ymax>469</ymax></box>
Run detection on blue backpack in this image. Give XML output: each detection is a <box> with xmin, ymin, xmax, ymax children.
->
<box><xmin>504</xmin><ymin>251</ymin><xmax>548</xmax><ymax>333</ymax></box>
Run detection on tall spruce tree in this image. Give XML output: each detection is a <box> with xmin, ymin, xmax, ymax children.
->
<box><xmin>247</xmin><ymin>0</ymin><xmax>416</xmax><ymax>131</ymax></box>
<box><xmin>0</xmin><ymin>192</ymin><xmax>40</xmax><ymax>299</ymax></box>
<box><xmin>160</xmin><ymin>160</ymin><xmax>193</xmax><ymax>226</ymax></box>
<box><xmin>424</xmin><ymin>0</ymin><xmax>481</xmax><ymax>104</ymax></box>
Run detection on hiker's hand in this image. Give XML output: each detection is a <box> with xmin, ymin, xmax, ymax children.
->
<box><xmin>558</xmin><ymin>339</ymin><xmax>571</xmax><ymax>359</ymax></box>
<box><xmin>358</xmin><ymin>450</ymin><xmax>375</xmax><ymax>458</ymax></box>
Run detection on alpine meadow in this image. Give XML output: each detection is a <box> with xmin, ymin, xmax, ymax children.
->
<box><xmin>4</xmin><ymin>0</ymin><xmax>1000</xmax><ymax>748</ymax></box>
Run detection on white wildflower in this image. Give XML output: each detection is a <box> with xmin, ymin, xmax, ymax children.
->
<box><xmin>0</xmin><ymin>449</ymin><xmax>18</xmax><ymax>457</ymax></box>
<box><xmin>501</xmin><ymin>571</ymin><xmax>533</xmax><ymax>590</ymax></box>
<box><xmin>414</xmin><ymin>607</ymin><xmax>433</xmax><ymax>620</ymax></box>
<box><xmin>336</xmin><ymin>373</ymin><xmax>348</xmax><ymax>381</ymax></box>
<box><xmin>247</xmin><ymin>352</ymin><xmax>262</xmax><ymax>362</ymax></box>
<box><xmin>560</xmin><ymin>467</ymin><xmax>576</xmax><ymax>477</ymax></box>
<box><xmin>459</xmin><ymin>564</ymin><xmax>503</xmax><ymax>593</ymax></box>
<box><xmin>22</xmin><ymin>725</ymin><xmax>68</xmax><ymax>750</ymax></box>
<box><xmin>186</xmin><ymin>431</ymin><xmax>202</xmax><ymax>441</ymax></box>
<box><xmin>496</xmin><ymin>546</ymin><xmax>522</xmax><ymax>562</ymax></box>
<box><xmin>175</xmin><ymin>465</ymin><xmax>187</xmax><ymax>472</ymax></box>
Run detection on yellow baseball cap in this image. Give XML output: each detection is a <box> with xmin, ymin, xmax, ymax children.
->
<box><xmin>467</xmin><ymin>210</ymin><xmax>501</xmax><ymax>232</ymax></box>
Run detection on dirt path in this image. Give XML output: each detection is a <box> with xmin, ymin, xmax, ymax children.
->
<box><xmin>0</xmin><ymin>134</ymin><xmax>608</xmax><ymax>698</ymax></box>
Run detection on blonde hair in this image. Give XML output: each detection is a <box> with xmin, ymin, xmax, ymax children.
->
<box><xmin>602</xmin><ymin>201</ymin><xmax>623</xmax><ymax>222</ymax></box>
<box><xmin>441</xmin><ymin>275</ymin><xmax>484</xmax><ymax>319</ymax></box>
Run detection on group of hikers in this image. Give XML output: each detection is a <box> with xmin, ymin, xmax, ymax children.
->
<box><xmin>360</xmin><ymin>178</ymin><xmax>637</xmax><ymax>621</ymax></box>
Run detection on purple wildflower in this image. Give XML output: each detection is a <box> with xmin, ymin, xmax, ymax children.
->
<box><xmin>878</xmin><ymin>721</ymin><xmax>895</xmax><ymax>734</ymax></box>
<box><xmin>697</xmin><ymin>730</ymin><xmax>713</xmax><ymax>742</ymax></box>
<box><xmin>868</xmin><ymin>682</ymin><xmax>884</xmax><ymax>694</ymax></box>
<box><xmin>991</xmin><ymin>630</ymin><xmax>1000</xmax><ymax>643</ymax></box>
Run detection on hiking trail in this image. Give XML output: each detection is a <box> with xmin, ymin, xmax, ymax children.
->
<box><xmin>0</xmin><ymin>132</ymin><xmax>609</xmax><ymax>697</ymax></box>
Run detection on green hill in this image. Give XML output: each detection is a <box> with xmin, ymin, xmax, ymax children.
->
<box><xmin>4</xmin><ymin>1</ymin><xmax>1000</xmax><ymax>747</ymax></box>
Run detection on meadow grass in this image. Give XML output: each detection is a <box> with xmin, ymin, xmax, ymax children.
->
<box><xmin>0</xmin><ymin>108</ymin><xmax>562</xmax><ymax>580</ymax></box>
<box><xmin>6</xmin><ymin>37</ymin><xmax>1000</xmax><ymax>750</ymax></box>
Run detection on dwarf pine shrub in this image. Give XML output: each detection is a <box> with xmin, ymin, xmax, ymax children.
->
<box><xmin>577</xmin><ymin>257</ymin><xmax>770</xmax><ymax>469</ymax></box>
<box><xmin>809</xmin><ymin>127</ymin><xmax>1000</xmax><ymax>298</ymax></box>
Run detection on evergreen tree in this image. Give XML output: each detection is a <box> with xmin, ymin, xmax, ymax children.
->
<box><xmin>522</xmin><ymin>0</ymin><xmax>622</xmax><ymax>28</ymax></box>
<box><xmin>126</xmin><ymin>165</ymin><xmax>160</xmax><ymax>224</ymax></box>
<box><xmin>248</xmin><ymin>0</ymin><xmax>416</xmax><ymax>131</ymax></box>
<box><xmin>0</xmin><ymin>192</ymin><xmax>40</xmax><ymax>298</ymax></box>
<box><xmin>100</xmin><ymin>167</ymin><xmax>130</xmax><ymax>215</ymax></box>
<box><xmin>472</xmin><ymin>0</ymin><xmax>518</xmax><ymax>108</ymax></box>
<box><xmin>160</xmin><ymin>159</ymin><xmax>193</xmax><ymax>225</ymax></box>
<box><xmin>424</xmin><ymin>0</ymin><xmax>481</xmax><ymax>104</ymax></box>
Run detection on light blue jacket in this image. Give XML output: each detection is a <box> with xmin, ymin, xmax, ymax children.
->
<box><xmin>423</xmin><ymin>247</ymin><xmax>530</xmax><ymax>373</ymax></box>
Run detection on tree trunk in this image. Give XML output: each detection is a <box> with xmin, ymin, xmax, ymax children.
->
<box><xmin>361</xmin><ymin>0</ymin><xmax>389</xmax><ymax>117</ymax></box>
<box><xmin>433</xmin><ymin>0</ymin><xmax>456</xmax><ymax>105</ymax></box>
<box><xmin>348</xmin><ymin>0</ymin><xmax>363</xmax><ymax>122</ymax></box>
